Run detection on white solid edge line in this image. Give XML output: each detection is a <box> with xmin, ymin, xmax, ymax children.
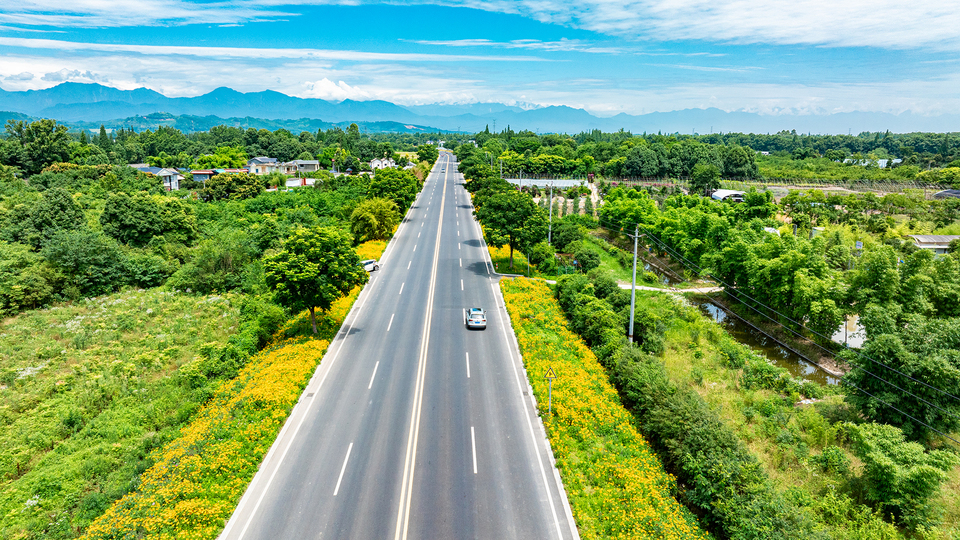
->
<box><xmin>493</xmin><ymin>281</ymin><xmax>564</xmax><ymax>539</ymax></box>
<box><xmin>466</xmin><ymin>351</ymin><xmax>470</xmax><ymax>378</ymax></box>
<box><xmin>387</xmin><ymin>313</ymin><xmax>395</xmax><ymax>332</ymax></box>
<box><xmin>471</xmin><ymin>426</ymin><xmax>478</xmax><ymax>475</ymax></box>
<box><xmin>368</xmin><ymin>361</ymin><xmax>380</xmax><ymax>390</ymax></box>
<box><xmin>333</xmin><ymin>443</ymin><xmax>354</xmax><ymax>496</ymax></box>
<box><xmin>225</xmin><ymin>259</ymin><xmax>374</xmax><ymax>540</ymax></box>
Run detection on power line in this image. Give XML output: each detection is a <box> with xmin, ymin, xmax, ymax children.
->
<box><xmin>626</xmin><ymin>220</ymin><xmax>960</xmax><ymax>406</ymax></box>
<box><xmin>595</xmin><ymin>217</ymin><xmax>960</xmax><ymax>433</ymax></box>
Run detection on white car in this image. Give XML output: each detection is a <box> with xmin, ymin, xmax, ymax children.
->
<box><xmin>360</xmin><ymin>259</ymin><xmax>380</xmax><ymax>272</ymax></box>
<box><xmin>465</xmin><ymin>307</ymin><xmax>486</xmax><ymax>330</ymax></box>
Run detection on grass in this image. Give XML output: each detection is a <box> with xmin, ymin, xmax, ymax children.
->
<box><xmin>0</xmin><ymin>289</ymin><xmax>243</xmax><ymax>539</ymax></box>
<box><xmin>501</xmin><ymin>277</ymin><xmax>709</xmax><ymax>539</ymax></box>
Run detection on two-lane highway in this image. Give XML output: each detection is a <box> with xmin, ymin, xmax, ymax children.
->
<box><xmin>220</xmin><ymin>152</ymin><xmax>578</xmax><ymax>539</ymax></box>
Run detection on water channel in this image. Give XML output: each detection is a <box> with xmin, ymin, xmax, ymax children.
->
<box><xmin>692</xmin><ymin>301</ymin><xmax>841</xmax><ymax>386</ymax></box>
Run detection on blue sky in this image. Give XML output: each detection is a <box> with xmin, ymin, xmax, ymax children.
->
<box><xmin>0</xmin><ymin>1</ymin><xmax>958</xmax><ymax>116</ymax></box>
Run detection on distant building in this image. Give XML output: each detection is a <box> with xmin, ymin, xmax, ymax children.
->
<box><xmin>908</xmin><ymin>235</ymin><xmax>960</xmax><ymax>255</ymax></box>
<box><xmin>280</xmin><ymin>160</ymin><xmax>320</xmax><ymax>175</ymax></box>
<box><xmin>132</xmin><ymin>165</ymin><xmax>182</xmax><ymax>191</ymax></box>
<box><xmin>247</xmin><ymin>157</ymin><xmax>278</xmax><ymax>175</ymax></box>
<box><xmin>191</xmin><ymin>169</ymin><xmax>216</xmax><ymax>183</ymax></box>
<box><xmin>710</xmin><ymin>189</ymin><xmax>745</xmax><ymax>202</ymax></box>
<box><xmin>933</xmin><ymin>189</ymin><xmax>960</xmax><ymax>200</ymax></box>
<box><xmin>370</xmin><ymin>158</ymin><xmax>396</xmax><ymax>170</ymax></box>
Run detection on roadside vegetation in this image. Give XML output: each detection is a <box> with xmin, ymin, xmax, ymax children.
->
<box><xmin>500</xmin><ymin>277</ymin><xmax>708</xmax><ymax>539</ymax></box>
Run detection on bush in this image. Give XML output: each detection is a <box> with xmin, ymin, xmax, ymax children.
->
<box><xmin>42</xmin><ymin>229</ymin><xmax>128</xmax><ymax>298</ymax></box>
<box><xmin>526</xmin><ymin>241</ymin><xmax>555</xmax><ymax>268</ymax></box>
<box><xmin>166</xmin><ymin>230</ymin><xmax>259</xmax><ymax>294</ymax></box>
<box><xmin>846</xmin><ymin>422</ymin><xmax>958</xmax><ymax>530</ymax></box>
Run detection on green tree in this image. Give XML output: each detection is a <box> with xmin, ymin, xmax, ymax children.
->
<box><xmin>5</xmin><ymin>119</ymin><xmax>71</xmax><ymax>175</ymax></box>
<box><xmin>201</xmin><ymin>172</ymin><xmax>264</xmax><ymax>201</ymax></box>
<box><xmin>264</xmin><ymin>226</ymin><xmax>368</xmax><ymax>334</ymax></box>
<box><xmin>350</xmin><ymin>197</ymin><xmax>399</xmax><ymax>242</ymax></box>
<box><xmin>690</xmin><ymin>163</ymin><xmax>721</xmax><ymax>195</ymax></box>
<box><xmin>192</xmin><ymin>146</ymin><xmax>248</xmax><ymax>169</ymax></box>
<box><xmin>417</xmin><ymin>144</ymin><xmax>439</xmax><ymax>166</ymax></box>
<box><xmin>100</xmin><ymin>193</ymin><xmax>197</xmax><ymax>247</ymax></box>
<box><xmin>475</xmin><ymin>190</ymin><xmax>548</xmax><ymax>269</ymax></box>
<box><xmin>42</xmin><ymin>229</ymin><xmax>127</xmax><ymax>298</ymax></box>
<box><xmin>368</xmin><ymin>168</ymin><xmax>420</xmax><ymax>213</ymax></box>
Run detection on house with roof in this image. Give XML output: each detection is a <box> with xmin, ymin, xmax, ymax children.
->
<box><xmin>190</xmin><ymin>168</ymin><xmax>246</xmax><ymax>184</ymax></box>
<box><xmin>247</xmin><ymin>157</ymin><xmax>278</xmax><ymax>175</ymax></box>
<box><xmin>710</xmin><ymin>189</ymin><xmax>745</xmax><ymax>202</ymax></box>
<box><xmin>280</xmin><ymin>160</ymin><xmax>321</xmax><ymax>175</ymax></box>
<box><xmin>131</xmin><ymin>165</ymin><xmax>182</xmax><ymax>191</ymax></box>
<box><xmin>908</xmin><ymin>235</ymin><xmax>960</xmax><ymax>255</ymax></box>
<box><xmin>370</xmin><ymin>158</ymin><xmax>397</xmax><ymax>170</ymax></box>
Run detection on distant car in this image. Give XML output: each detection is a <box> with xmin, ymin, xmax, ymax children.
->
<box><xmin>465</xmin><ymin>307</ymin><xmax>486</xmax><ymax>330</ymax></box>
<box><xmin>360</xmin><ymin>259</ymin><xmax>379</xmax><ymax>272</ymax></box>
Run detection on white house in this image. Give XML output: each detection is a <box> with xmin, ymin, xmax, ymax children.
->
<box><xmin>280</xmin><ymin>160</ymin><xmax>321</xmax><ymax>175</ymax></box>
<box><xmin>370</xmin><ymin>158</ymin><xmax>397</xmax><ymax>170</ymax></box>
<box><xmin>247</xmin><ymin>157</ymin><xmax>278</xmax><ymax>175</ymax></box>
<box><xmin>908</xmin><ymin>235</ymin><xmax>960</xmax><ymax>255</ymax></box>
<box><xmin>132</xmin><ymin>165</ymin><xmax>182</xmax><ymax>191</ymax></box>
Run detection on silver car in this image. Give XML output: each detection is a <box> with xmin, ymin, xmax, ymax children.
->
<box><xmin>465</xmin><ymin>307</ymin><xmax>486</xmax><ymax>330</ymax></box>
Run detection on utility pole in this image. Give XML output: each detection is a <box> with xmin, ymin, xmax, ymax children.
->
<box><xmin>548</xmin><ymin>182</ymin><xmax>554</xmax><ymax>244</ymax></box>
<box><xmin>628</xmin><ymin>226</ymin><xmax>639</xmax><ymax>343</ymax></box>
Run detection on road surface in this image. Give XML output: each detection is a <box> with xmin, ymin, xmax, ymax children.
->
<box><xmin>220</xmin><ymin>152</ymin><xmax>579</xmax><ymax>539</ymax></box>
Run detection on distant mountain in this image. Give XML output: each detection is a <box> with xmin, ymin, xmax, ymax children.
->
<box><xmin>1</xmin><ymin>82</ymin><xmax>957</xmax><ymax>134</ymax></box>
<box><xmin>53</xmin><ymin>112</ymin><xmax>436</xmax><ymax>134</ymax></box>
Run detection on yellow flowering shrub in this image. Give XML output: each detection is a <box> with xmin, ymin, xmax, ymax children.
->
<box><xmin>500</xmin><ymin>277</ymin><xmax>708</xmax><ymax>539</ymax></box>
<box><xmin>81</xmin><ymin>338</ymin><xmax>329</xmax><ymax>540</ymax></box>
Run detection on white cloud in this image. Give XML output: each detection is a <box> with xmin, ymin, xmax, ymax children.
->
<box><xmin>4</xmin><ymin>71</ymin><xmax>33</xmax><ymax>80</ymax></box>
<box><xmin>408</xmin><ymin>38</ymin><xmax>624</xmax><ymax>54</ymax></box>
<box><xmin>0</xmin><ymin>37</ymin><xmax>544</xmax><ymax>63</ymax></box>
<box><xmin>40</xmin><ymin>67</ymin><xmax>103</xmax><ymax>82</ymax></box>
<box><xmin>301</xmin><ymin>78</ymin><xmax>371</xmax><ymax>101</ymax></box>
<box><xmin>451</xmin><ymin>0</ymin><xmax>960</xmax><ymax>51</ymax></box>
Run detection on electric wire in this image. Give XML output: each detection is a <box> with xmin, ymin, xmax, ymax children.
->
<box><xmin>591</xmin><ymin>214</ymin><xmax>960</xmax><ymax>435</ymax></box>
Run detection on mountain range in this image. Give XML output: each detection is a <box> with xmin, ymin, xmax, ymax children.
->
<box><xmin>1</xmin><ymin>82</ymin><xmax>958</xmax><ymax>135</ymax></box>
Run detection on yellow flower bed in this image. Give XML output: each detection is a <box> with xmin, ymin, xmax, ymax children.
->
<box><xmin>488</xmin><ymin>244</ymin><xmax>529</xmax><ymax>273</ymax></box>
<box><xmin>500</xmin><ymin>277</ymin><xmax>708</xmax><ymax>539</ymax></box>
<box><xmin>356</xmin><ymin>239</ymin><xmax>388</xmax><ymax>261</ymax></box>
<box><xmin>81</xmin><ymin>338</ymin><xmax>329</xmax><ymax>540</ymax></box>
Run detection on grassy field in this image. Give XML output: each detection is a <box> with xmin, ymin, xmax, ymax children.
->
<box><xmin>0</xmin><ymin>289</ymin><xmax>244</xmax><ymax>539</ymax></box>
<box><xmin>500</xmin><ymin>277</ymin><xmax>708</xmax><ymax>539</ymax></box>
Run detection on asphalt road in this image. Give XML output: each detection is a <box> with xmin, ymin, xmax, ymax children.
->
<box><xmin>220</xmin><ymin>152</ymin><xmax>579</xmax><ymax>540</ymax></box>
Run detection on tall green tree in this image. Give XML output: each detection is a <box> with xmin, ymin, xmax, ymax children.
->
<box><xmin>690</xmin><ymin>163</ymin><xmax>721</xmax><ymax>195</ymax></box>
<box><xmin>417</xmin><ymin>144</ymin><xmax>439</xmax><ymax>166</ymax></box>
<box><xmin>475</xmin><ymin>190</ymin><xmax>548</xmax><ymax>269</ymax></box>
<box><xmin>264</xmin><ymin>226</ymin><xmax>368</xmax><ymax>334</ymax></box>
<box><xmin>368</xmin><ymin>168</ymin><xmax>420</xmax><ymax>213</ymax></box>
<box><xmin>201</xmin><ymin>172</ymin><xmax>264</xmax><ymax>201</ymax></box>
<box><xmin>350</xmin><ymin>197</ymin><xmax>399</xmax><ymax>242</ymax></box>
<box><xmin>4</xmin><ymin>119</ymin><xmax>71</xmax><ymax>174</ymax></box>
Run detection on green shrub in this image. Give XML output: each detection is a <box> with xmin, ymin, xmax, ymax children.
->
<box><xmin>846</xmin><ymin>422</ymin><xmax>958</xmax><ymax>530</ymax></box>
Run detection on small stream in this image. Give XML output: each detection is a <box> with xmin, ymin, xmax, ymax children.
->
<box><xmin>692</xmin><ymin>300</ymin><xmax>841</xmax><ymax>386</ymax></box>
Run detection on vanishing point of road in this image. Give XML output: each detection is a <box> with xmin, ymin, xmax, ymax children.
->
<box><xmin>219</xmin><ymin>152</ymin><xmax>579</xmax><ymax>539</ymax></box>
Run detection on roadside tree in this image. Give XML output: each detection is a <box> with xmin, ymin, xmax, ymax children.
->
<box><xmin>475</xmin><ymin>190</ymin><xmax>548</xmax><ymax>269</ymax></box>
<box><xmin>264</xmin><ymin>226</ymin><xmax>368</xmax><ymax>334</ymax></box>
<box><xmin>350</xmin><ymin>197</ymin><xmax>399</xmax><ymax>242</ymax></box>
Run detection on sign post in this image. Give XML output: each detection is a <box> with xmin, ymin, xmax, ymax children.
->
<box><xmin>545</xmin><ymin>367</ymin><xmax>557</xmax><ymax>416</ymax></box>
